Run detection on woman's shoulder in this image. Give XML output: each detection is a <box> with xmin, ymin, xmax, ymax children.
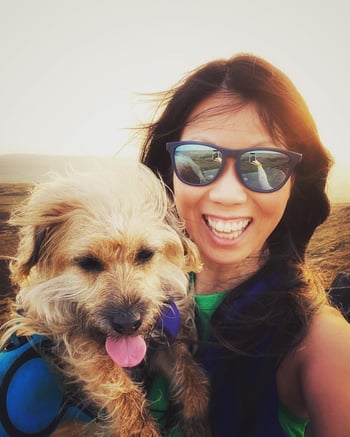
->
<box><xmin>297</xmin><ymin>305</ymin><xmax>350</xmax><ymax>436</ymax></box>
<box><xmin>277</xmin><ymin>304</ymin><xmax>350</xmax><ymax>423</ymax></box>
<box><xmin>303</xmin><ymin>304</ymin><xmax>350</xmax><ymax>353</ymax></box>
<box><xmin>282</xmin><ymin>304</ymin><xmax>350</xmax><ymax>365</ymax></box>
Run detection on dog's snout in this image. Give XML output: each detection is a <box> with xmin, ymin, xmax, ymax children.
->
<box><xmin>112</xmin><ymin>312</ymin><xmax>142</xmax><ymax>335</ymax></box>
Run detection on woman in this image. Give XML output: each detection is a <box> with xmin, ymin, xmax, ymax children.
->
<box><xmin>140</xmin><ymin>53</ymin><xmax>350</xmax><ymax>436</ymax></box>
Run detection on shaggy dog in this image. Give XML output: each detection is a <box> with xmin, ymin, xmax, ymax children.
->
<box><xmin>0</xmin><ymin>160</ymin><xmax>209</xmax><ymax>436</ymax></box>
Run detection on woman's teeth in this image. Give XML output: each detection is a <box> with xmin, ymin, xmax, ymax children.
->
<box><xmin>205</xmin><ymin>217</ymin><xmax>250</xmax><ymax>239</ymax></box>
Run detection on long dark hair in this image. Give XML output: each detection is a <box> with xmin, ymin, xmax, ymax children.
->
<box><xmin>140</xmin><ymin>53</ymin><xmax>332</xmax><ymax>259</ymax></box>
<box><xmin>139</xmin><ymin>53</ymin><xmax>333</xmax><ymax>358</ymax></box>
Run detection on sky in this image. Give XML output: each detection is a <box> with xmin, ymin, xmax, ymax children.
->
<box><xmin>0</xmin><ymin>0</ymin><xmax>349</xmax><ymax>201</ymax></box>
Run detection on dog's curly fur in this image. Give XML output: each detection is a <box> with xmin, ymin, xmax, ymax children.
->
<box><xmin>0</xmin><ymin>159</ymin><xmax>210</xmax><ymax>436</ymax></box>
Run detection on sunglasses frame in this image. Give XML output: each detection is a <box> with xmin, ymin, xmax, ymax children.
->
<box><xmin>166</xmin><ymin>141</ymin><xmax>303</xmax><ymax>193</ymax></box>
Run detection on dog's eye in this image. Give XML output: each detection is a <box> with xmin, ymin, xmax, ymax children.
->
<box><xmin>135</xmin><ymin>248</ymin><xmax>154</xmax><ymax>264</ymax></box>
<box><xmin>75</xmin><ymin>256</ymin><xmax>104</xmax><ymax>272</ymax></box>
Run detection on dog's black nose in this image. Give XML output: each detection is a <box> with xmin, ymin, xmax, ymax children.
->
<box><xmin>112</xmin><ymin>312</ymin><xmax>142</xmax><ymax>335</ymax></box>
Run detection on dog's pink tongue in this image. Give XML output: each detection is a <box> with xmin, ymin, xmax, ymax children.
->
<box><xmin>105</xmin><ymin>336</ymin><xmax>146</xmax><ymax>368</ymax></box>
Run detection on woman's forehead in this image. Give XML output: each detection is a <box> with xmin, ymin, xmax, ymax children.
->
<box><xmin>186</xmin><ymin>92</ymin><xmax>249</xmax><ymax>122</ymax></box>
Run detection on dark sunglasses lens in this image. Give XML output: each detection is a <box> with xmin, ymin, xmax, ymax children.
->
<box><xmin>239</xmin><ymin>150</ymin><xmax>291</xmax><ymax>191</ymax></box>
<box><xmin>174</xmin><ymin>144</ymin><xmax>222</xmax><ymax>185</ymax></box>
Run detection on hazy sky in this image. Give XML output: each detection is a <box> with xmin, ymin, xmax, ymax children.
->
<box><xmin>0</xmin><ymin>0</ymin><xmax>349</xmax><ymax>199</ymax></box>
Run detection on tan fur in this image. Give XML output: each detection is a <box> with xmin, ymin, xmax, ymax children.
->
<box><xmin>1</xmin><ymin>159</ymin><xmax>210</xmax><ymax>436</ymax></box>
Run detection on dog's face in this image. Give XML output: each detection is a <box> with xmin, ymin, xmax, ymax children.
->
<box><xmin>9</xmin><ymin>159</ymin><xmax>201</xmax><ymax>366</ymax></box>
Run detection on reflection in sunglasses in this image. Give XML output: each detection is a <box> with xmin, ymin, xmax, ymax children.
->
<box><xmin>167</xmin><ymin>141</ymin><xmax>302</xmax><ymax>193</ymax></box>
<box><xmin>249</xmin><ymin>159</ymin><xmax>273</xmax><ymax>191</ymax></box>
<box><xmin>175</xmin><ymin>154</ymin><xmax>205</xmax><ymax>184</ymax></box>
<box><xmin>212</xmin><ymin>150</ymin><xmax>222</xmax><ymax>163</ymax></box>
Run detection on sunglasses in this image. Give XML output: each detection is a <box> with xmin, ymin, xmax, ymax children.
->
<box><xmin>166</xmin><ymin>141</ymin><xmax>302</xmax><ymax>193</ymax></box>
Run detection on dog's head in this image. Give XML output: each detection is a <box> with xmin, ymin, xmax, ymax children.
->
<box><xmin>7</xmin><ymin>159</ymin><xmax>201</xmax><ymax>365</ymax></box>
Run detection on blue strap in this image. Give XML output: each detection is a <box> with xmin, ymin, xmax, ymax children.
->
<box><xmin>0</xmin><ymin>335</ymin><xmax>94</xmax><ymax>436</ymax></box>
<box><xmin>157</xmin><ymin>300</ymin><xmax>181</xmax><ymax>340</ymax></box>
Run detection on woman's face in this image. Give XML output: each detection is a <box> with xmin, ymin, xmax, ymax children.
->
<box><xmin>173</xmin><ymin>94</ymin><xmax>291</xmax><ymax>272</ymax></box>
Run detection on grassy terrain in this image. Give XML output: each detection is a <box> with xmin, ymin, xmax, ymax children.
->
<box><xmin>0</xmin><ymin>183</ymin><xmax>349</xmax><ymax>295</ymax></box>
<box><xmin>306</xmin><ymin>203</ymin><xmax>350</xmax><ymax>287</ymax></box>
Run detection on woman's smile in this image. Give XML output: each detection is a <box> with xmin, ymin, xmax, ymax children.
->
<box><xmin>203</xmin><ymin>215</ymin><xmax>251</xmax><ymax>240</ymax></box>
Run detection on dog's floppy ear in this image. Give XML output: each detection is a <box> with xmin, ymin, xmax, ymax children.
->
<box><xmin>181</xmin><ymin>236</ymin><xmax>203</xmax><ymax>274</ymax></box>
<box><xmin>165</xmin><ymin>202</ymin><xmax>202</xmax><ymax>274</ymax></box>
<box><xmin>9</xmin><ymin>225</ymin><xmax>53</xmax><ymax>285</ymax></box>
<box><xmin>8</xmin><ymin>187</ymin><xmax>74</xmax><ymax>285</ymax></box>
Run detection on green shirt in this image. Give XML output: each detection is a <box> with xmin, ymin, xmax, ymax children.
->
<box><xmin>148</xmin><ymin>291</ymin><xmax>308</xmax><ymax>436</ymax></box>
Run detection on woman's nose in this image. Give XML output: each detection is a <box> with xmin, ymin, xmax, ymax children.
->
<box><xmin>208</xmin><ymin>160</ymin><xmax>248</xmax><ymax>204</ymax></box>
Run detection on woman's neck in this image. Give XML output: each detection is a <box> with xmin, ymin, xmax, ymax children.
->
<box><xmin>194</xmin><ymin>254</ymin><xmax>267</xmax><ymax>295</ymax></box>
